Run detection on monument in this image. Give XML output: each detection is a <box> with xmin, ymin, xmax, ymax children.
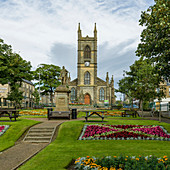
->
<box><xmin>54</xmin><ymin>66</ymin><xmax>70</xmax><ymax>111</ymax></box>
<box><xmin>48</xmin><ymin>66</ymin><xmax>71</xmax><ymax>120</ymax></box>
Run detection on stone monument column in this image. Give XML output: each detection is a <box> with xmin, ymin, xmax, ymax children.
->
<box><xmin>54</xmin><ymin>66</ymin><xmax>70</xmax><ymax>111</ymax></box>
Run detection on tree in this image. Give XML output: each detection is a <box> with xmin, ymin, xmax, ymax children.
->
<box><xmin>136</xmin><ymin>0</ymin><xmax>170</xmax><ymax>80</ymax></box>
<box><xmin>128</xmin><ymin>58</ymin><xmax>165</xmax><ymax>115</ymax></box>
<box><xmin>0</xmin><ymin>38</ymin><xmax>33</xmax><ymax>107</ymax></box>
<box><xmin>117</xmin><ymin>58</ymin><xmax>165</xmax><ymax>116</ymax></box>
<box><xmin>116</xmin><ymin>76</ymin><xmax>135</xmax><ymax>109</ymax></box>
<box><xmin>33</xmin><ymin>64</ymin><xmax>61</xmax><ymax>106</ymax></box>
<box><xmin>7</xmin><ymin>84</ymin><xmax>24</xmax><ymax>108</ymax></box>
<box><xmin>32</xmin><ymin>88</ymin><xmax>40</xmax><ymax>106</ymax></box>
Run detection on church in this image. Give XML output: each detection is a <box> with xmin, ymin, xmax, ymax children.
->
<box><xmin>67</xmin><ymin>23</ymin><xmax>115</xmax><ymax>105</ymax></box>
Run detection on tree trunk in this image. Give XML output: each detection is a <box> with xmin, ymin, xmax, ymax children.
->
<box><xmin>140</xmin><ymin>100</ymin><xmax>143</xmax><ymax>117</ymax></box>
<box><xmin>50</xmin><ymin>92</ymin><xmax>53</xmax><ymax>107</ymax></box>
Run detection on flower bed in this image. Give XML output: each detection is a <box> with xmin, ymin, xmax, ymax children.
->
<box><xmin>79</xmin><ymin>124</ymin><xmax>170</xmax><ymax>141</ymax></box>
<box><xmin>19</xmin><ymin>109</ymin><xmax>47</xmax><ymax>116</ymax></box>
<box><xmin>75</xmin><ymin>155</ymin><xmax>170</xmax><ymax>170</ymax></box>
<box><xmin>0</xmin><ymin>125</ymin><xmax>9</xmax><ymax>136</ymax></box>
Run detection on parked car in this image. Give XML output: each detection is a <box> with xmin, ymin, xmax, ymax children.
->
<box><xmin>123</xmin><ymin>104</ymin><xmax>139</xmax><ymax>108</ymax></box>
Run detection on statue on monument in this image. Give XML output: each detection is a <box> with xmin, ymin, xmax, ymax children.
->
<box><xmin>59</xmin><ymin>66</ymin><xmax>68</xmax><ymax>85</ymax></box>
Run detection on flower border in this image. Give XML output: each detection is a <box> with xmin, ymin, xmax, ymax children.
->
<box><xmin>78</xmin><ymin>124</ymin><xmax>170</xmax><ymax>141</ymax></box>
<box><xmin>0</xmin><ymin>125</ymin><xmax>10</xmax><ymax>136</ymax></box>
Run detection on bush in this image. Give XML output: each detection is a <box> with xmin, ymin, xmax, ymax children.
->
<box><xmin>75</xmin><ymin>155</ymin><xmax>170</xmax><ymax>170</ymax></box>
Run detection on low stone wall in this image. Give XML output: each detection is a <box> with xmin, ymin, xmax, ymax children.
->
<box><xmin>162</xmin><ymin>111</ymin><xmax>170</xmax><ymax>118</ymax></box>
<box><xmin>69</xmin><ymin>105</ymin><xmax>95</xmax><ymax>111</ymax></box>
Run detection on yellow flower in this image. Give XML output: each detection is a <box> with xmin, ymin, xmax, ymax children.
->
<box><xmin>136</xmin><ymin>158</ymin><xmax>139</xmax><ymax>161</ymax></box>
<box><xmin>125</xmin><ymin>158</ymin><xmax>127</xmax><ymax>161</ymax></box>
<box><xmin>126</xmin><ymin>156</ymin><xmax>128</xmax><ymax>157</ymax></box>
<box><xmin>165</xmin><ymin>158</ymin><xmax>168</xmax><ymax>161</ymax></box>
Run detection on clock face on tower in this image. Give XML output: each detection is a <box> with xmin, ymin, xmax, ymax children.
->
<box><xmin>85</xmin><ymin>61</ymin><xmax>90</xmax><ymax>67</ymax></box>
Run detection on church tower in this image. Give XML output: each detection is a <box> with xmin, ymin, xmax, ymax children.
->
<box><xmin>68</xmin><ymin>23</ymin><xmax>115</xmax><ymax>106</ymax></box>
<box><xmin>77</xmin><ymin>23</ymin><xmax>97</xmax><ymax>86</ymax></box>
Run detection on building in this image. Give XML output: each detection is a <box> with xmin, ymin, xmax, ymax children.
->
<box><xmin>68</xmin><ymin>23</ymin><xmax>115</xmax><ymax>105</ymax></box>
<box><xmin>0</xmin><ymin>79</ymin><xmax>35</xmax><ymax>108</ymax></box>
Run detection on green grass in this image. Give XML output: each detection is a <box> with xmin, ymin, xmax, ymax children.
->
<box><xmin>0</xmin><ymin>118</ymin><xmax>40</xmax><ymax>151</ymax></box>
<box><xmin>19</xmin><ymin>119</ymin><xmax>170</xmax><ymax>170</ymax></box>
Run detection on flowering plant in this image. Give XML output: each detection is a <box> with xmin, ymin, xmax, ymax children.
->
<box><xmin>75</xmin><ymin>155</ymin><xmax>170</xmax><ymax>170</ymax></box>
<box><xmin>79</xmin><ymin>124</ymin><xmax>170</xmax><ymax>141</ymax></box>
<box><xmin>19</xmin><ymin>109</ymin><xmax>47</xmax><ymax>116</ymax></box>
<box><xmin>0</xmin><ymin>125</ymin><xmax>9</xmax><ymax>136</ymax></box>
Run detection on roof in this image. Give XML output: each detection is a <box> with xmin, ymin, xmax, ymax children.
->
<box><xmin>22</xmin><ymin>79</ymin><xmax>34</xmax><ymax>86</ymax></box>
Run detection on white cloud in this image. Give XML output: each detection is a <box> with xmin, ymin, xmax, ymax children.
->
<box><xmin>0</xmin><ymin>0</ymin><xmax>155</xmax><ymax>99</ymax></box>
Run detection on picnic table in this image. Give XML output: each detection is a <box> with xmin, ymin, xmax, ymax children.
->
<box><xmin>0</xmin><ymin>108</ymin><xmax>19</xmax><ymax>121</ymax></box>
<box><xmin>82</xmin><ymin>110</ymin><xmax>105</xmax><ymax>122</ymax></box>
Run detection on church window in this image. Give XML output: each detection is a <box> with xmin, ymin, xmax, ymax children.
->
<box><xmin>71</xmin><ymin>88</ymin><xmax>76</xmax><ymax>100</ymax></box>
<box><xmin>84</xmin><ymin>72</ymin><xmax>90</xmax><ymax>85</ymax></box>
<box><xmin>99</xmin><ymin>88</ymin><xmax>105</xmax><ymax>101</ymax></box>
<box><xmin>84</xmin><ymin>45</ymin><xmax>91</xmax><ymax>59</ymax></box>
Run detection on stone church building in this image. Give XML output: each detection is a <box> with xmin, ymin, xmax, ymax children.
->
<box><xmin>67</xmin><ymin>23</ymin><xmax>115</xmax><ymax>105</ymax></box>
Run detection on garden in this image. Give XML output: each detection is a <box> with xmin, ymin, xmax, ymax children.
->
<box><xmin>0</xmin><ymin>118</ymin><xmax>40</xmax><ymax>151</ymax></box>
<box><xmin>17</xmin><ymin>119</ymin><xmax>170</xmax><ymax>170</ymax></box>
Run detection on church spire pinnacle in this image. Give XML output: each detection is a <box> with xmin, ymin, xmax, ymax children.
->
<box><xmin>78</xmin><ymin>23</ymin><xmax>81</xmax><ymax>31</ymax></box>
<box><xmin>94</xmin><ymin>23</ymin><xmax>97</xmax><ymax>40</ymax></box>
<box><xmin>78</xmin><ymin>23</ymin><xmax>82</xmax><ymax>39</ymax></box>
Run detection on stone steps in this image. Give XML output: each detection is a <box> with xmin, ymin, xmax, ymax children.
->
<box><xmin>23</xmin><ymin>127</ymin><xmax>56</xmax><ymax>143</ymax></box>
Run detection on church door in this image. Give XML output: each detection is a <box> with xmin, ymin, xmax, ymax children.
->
<box><xmin>84</xmin><ymin>94</ymin><xmax>90</xmax><ymax>105</ymax></box>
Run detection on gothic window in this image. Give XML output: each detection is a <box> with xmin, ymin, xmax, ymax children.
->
<box><xmin>71</xmin><ymin>88</ymin><xmax>76</xmax><ymax>100</ymax></box>
<box><xmin>99</xmin><ymin>88</ymin><xmax>105</xmax><ymax>101</ymax></box>
<box><xmin>84</xmin><ymin>71</ymin><xmax>90</xmax><ymax>85</ymax></box>
<box><xmin>84</xmin><ymin>45</ymin><xmax>91</xmax><ymax>59</ymax></box>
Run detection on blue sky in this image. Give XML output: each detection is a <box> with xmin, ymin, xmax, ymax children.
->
<box><xmin>0</xmin><ymin>0</ymin><xmax>155</xmax><ymax>99</ymax></box>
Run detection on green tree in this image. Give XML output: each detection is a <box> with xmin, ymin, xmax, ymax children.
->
<box><xmin>117</xmin><ymin>58</ymin><xmax>165</xmax><ymax>116</ymax></box>
<box><xmin>33</xmin><ymin>64</ymin><xmax>61</xmax><ymax>106</ymax></box>
<box><xmin>116</xmin><ymin>76</ymin><xmax>135</xmax><ymax>109</ymax></box>
<box><xmin>32</xmin><ymin>88</ymin><xmax>40</xmax><ymax>106</ymax></box>
<box><xmin>128</xmin><ymin>58</ymin><xmax>164</xmax><ymax>115</ymax></box>
<box><xmin>136</xmin><ymin>0</ymin><xmax>170</xmax><ymax>80</ymax></box>
<box><xmin>0</xmin><ymin>38</ymin><xmax>33</xmax><ymax>107</ymax></box>
<box><xmin>7</xmin><ymin>84</ymin><xmax>24</xmax><ymax>108</ymax></box>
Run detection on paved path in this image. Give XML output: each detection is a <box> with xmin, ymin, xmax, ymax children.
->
<box><xmin>0</xmin><ymin>117</ymin><xmax>169</xmax><ymax>170</ymax></box>
<box><xmin>0</xmin><ymin>119</ymin><xmax>66</xmax><ymax>170</ymax></box>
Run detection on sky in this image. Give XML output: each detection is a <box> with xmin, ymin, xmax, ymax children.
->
<box><xmin>0</xmin><ymin>0</ymin><xmax>155</xmax><ymax>100</ymax></box>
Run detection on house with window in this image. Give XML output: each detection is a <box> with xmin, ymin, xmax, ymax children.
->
<box><xmin>0</xmin><ymin>79</ymin><xmax>35</xmax><ymax>108</ymax></box>
<box><xmin>68</xmin><ymin>23</ymin><xmax>115</xmax><ymax>105</ymax></box>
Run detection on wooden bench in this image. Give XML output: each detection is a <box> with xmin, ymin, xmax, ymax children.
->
<box><xmin>0</xmin><ymin>109</ymin><xmax>19</xmax><ymax>121</ymax></box>
<box><xmin>121</xmin><ymin>110</ymin><xmax>137</xmax><ymax>118</ymax></box>
<box><xmin>85</xmin><ymin>111</ymin><xmax>104</xmax><ymax>122</ymax></box>
<box><xmin>47</xmin><ymin>108</ymin><xmax>70</xmax><ymax>120</ymax></box>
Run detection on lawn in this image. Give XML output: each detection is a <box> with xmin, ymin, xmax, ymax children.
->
<box><xmin>19</xmin><ymin>119</ymin><xmax>170</xmax><ymax>170</ymax></box>
<box><xmin>0</xmin><ymin>118</ymin><xmax>40</xmax><ymax>151</ymax></box>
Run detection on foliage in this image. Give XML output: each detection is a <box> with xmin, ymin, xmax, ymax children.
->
<box><xmin>136</xmin><ymin>0</ymin><xmax>170</xmax><ymax>80</ymax></box>
<box><xmin>33</xmin><ymin>64</ymin><xmax>61</xmax><ymax>105</ymax></box>
<box><xmin>19</xmin><ymin>119</ymin><xmax>170</xmax><ymax>170</ymax></box>
<box><xmin>32</xmin><ymin>88</ymin><xmax>40</xmax><ymax>105</ymax></box>
<box><xmin>75</xmin><ymin>155</ymin><xmax>170</xmax><ymax>170</ymax></box>
<box><xmin>0</xmin><ymin>38</ymin><xmax>32</xmax><ymax>107</ymax></box>
<box><xmin>117</xmin><ymin>58</ymin><xmax>165</xmax><ymax>114</ymax></box>
<box><xmin>7</xmin><ymin>83</ymin><xmax>24</xmax><ymax>108</ymax></box>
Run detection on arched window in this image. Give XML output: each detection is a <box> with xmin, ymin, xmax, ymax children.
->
<box><xmin>84</xmin><ymin>72</ymin><xmax>90</xmax><ymax>85</ymax></box>
<box><xmin>84</xmin><ymin>45</ymin><xmax>91</xmax><ymax>59</ymax></box>
<box><xmin>99</xmin><ymin>88</ymin><xmax>104</xmax><ymax>101</ymax></box>
<box><xmin>71</xmin><ymin>88</ymin><xmax>76</xmax><ymax>100</ymax></box>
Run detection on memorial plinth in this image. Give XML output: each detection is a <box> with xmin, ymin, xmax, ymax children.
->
<box><xmin>54</xmin><ymin>85</ymin><xmax>70</xmax><ymax>111</ymax></box>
